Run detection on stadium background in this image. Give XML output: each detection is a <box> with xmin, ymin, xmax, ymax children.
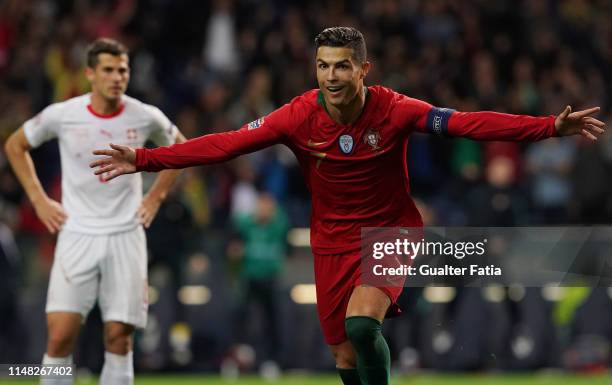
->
<box><xmin>0</xmin><ymin>0</ymin><xmax>611</xmax><ymax>383</ymax></box>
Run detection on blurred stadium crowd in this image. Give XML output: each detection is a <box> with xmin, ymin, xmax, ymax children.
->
<box><xmin>1</xmin><ymin>0</ymin><xmax>612</xmax><ymax>376</ymax></box>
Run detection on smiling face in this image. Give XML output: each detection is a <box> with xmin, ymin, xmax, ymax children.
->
<box><xmin>316</xmin><ymin>46</ymin><xmax>371</xmax><ymax>108</ymax></box>
<box><xmin>86</xmin><ymin>53</ymin><xmax>130</xmax><ymax>103</ymax></box>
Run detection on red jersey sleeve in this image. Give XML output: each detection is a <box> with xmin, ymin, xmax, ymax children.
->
<box><xmin>393</xmin><ymin>93</ymin><xmax>557</xmax><ymax>141</ymax></box>
<box><xmin>135</xmin><ymin>103</ymin><xmax>296</xmax><ymax>172</ymax></box>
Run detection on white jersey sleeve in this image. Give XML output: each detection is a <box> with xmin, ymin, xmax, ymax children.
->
<box><xmin>143</xmin><ymin>104</ymin><xmax>178</xmax><ymax>146</ymax></box>
<box><xmin>23</xmin><ymin>103</ymin><xmax>64</xmax><ymax>148</ymax></box>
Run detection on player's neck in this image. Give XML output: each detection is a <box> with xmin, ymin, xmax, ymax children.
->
<box><xmin>89</xmin><ymin>92</ymin><xmax>123</xmax><ymax>116</ymax></box>
<box><xmin>327</xmin><ymin>86</ymin><xmax>367</xmax><ymax>125</ymax></box>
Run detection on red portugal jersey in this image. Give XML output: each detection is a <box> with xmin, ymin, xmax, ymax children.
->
<box><xmin>136</xmin><ymin>86</ymin><xmax>556</xmax><ymax>255</ymax></box>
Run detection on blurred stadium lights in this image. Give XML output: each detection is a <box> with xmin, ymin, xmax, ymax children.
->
<box><xmin>423</xmin><ymin>286</ymin><xmax>456</xmax><ymax>303</ymax></box>
<box><xmin>148</xmin><ymin>286</ymin><xmax>160</xmax><ymax>306</ymax></box>
<box><xmin>178</xmin><ymin>285</ymin><xmax>211</xmax><ymax>305</ymax></box>
<box><xmin>139</xmin><ymin>316</ymin><xmax>162</xmax><ymax>356</ymax></box>
<box><xmin>432</xmin><ymin>330</ymin><xmax>454</xmax><ymax>354</ymax></box>
<box><xmin>542</xmin><ymin>285</ymin><xmax>566</xmax><ymax>301</ymax></box>
<box><xmin>287</xmin><ymin>227</ymin><xmax>310</xmax><ymax>247</ymax></box>
<box><xmin>511</xmin><ymin>335</ymin><xmax>535</xmax><ymax>360</ymax></box>
<box><xmin>483</xmin><ymin>284</ymin><xmax>506</xmax><ymax>303</ymax></box>
<box><xmin>508</xmin><ymin>284</ymin><xmax>526</xmax><ymax>302</ymax></box>
<box><xmin>169</xmin><ymin>322</ymin><xmax>193</xmax><ymax>366</ymax></box>
<box><xmin>290</xmin><ymin>283</ymin><xmax>317</xmax><ymax>304</ymax></box>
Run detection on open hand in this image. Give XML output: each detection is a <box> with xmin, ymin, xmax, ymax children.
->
<box><xmin>90</xmin><ymin>143</ymin><xmax>137</xmax><ymax>182</ymax></box>
<box><xmin>137</xmin><ymin>194</ymin><xmax>162</xmax><ymax>228</ymax></box>
<box><xmin>555</xmin><ymin>106</ymin><xmax>606</xmax><ymax>141</ymax></box>
<box><xmin>33</xmin><ymin>196</ymin><xmax>67</xmax><ymax>234</ymax></box>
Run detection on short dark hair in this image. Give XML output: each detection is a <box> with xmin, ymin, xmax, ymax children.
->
<box><xmin>86</xmin><ymin>38</ymin><xmax>128</xmax><ymax>68</ymax></box>
<box><xmin>314</xmin><ymin>27</ymin><xmax>367</xmax><ymax>63</ymax></box>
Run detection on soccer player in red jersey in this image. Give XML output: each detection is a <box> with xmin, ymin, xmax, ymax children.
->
<box><xmin>91</xmin><ymin>27</ymin><xmax>605</xmax><ymax>384</ymax></box>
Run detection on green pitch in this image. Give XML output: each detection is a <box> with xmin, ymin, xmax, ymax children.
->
<box><xmin>2</xmin><ymin>374</ymin><xmax>611</xmax><ymax>385</ymax></box>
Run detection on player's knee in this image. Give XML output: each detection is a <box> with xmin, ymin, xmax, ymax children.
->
<box><xmin>330</xmin><ymin>343</ymin><xmax>356</xmax><ymax>368</ymax></box>
<box><xmin>47</xmin><ymin>331</ymin><xmax>77</xmax><ymax>356</ymax></box>
<box><xmin>345</xmin><ymin>316</ymin><xmax>381</xmax><ymax>346</ymax></box>
<box><xmin>104</xmin><ymin>324</ymin><xmax>134</xmax><ymax>354</ymax></box>
<box><xmin>334</xmin><ymin>350</ymin><xmax>357</xmax><ymax>368</ymax></box>
<box><xmin>104</xmin><ymin>332</ymin><xmax>132</xmax><ymax>354</ymax></box>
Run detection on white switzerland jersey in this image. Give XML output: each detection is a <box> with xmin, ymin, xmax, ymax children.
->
<box><xmin>23</xmin><ymin>94</ymin><xmax>178</xmax><ymax>234</ymax></box>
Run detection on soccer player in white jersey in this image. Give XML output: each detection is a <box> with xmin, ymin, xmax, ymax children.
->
<box><xmin>4</xmin><ymin>38</ymin><xmax>187</xmax><ymax>385</ymax></box>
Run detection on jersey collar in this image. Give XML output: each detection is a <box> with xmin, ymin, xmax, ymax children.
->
<box><xmin>317</xmin><ymin>86</ymin><xmax>370</xmax><ymax>126</ymax></box>
<box><xmin>87</xmin><ymin>96</ymin><xmax>125</xmax><ymax>119</ymax></box>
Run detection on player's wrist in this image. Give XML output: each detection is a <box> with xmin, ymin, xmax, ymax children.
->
<box><xmin>552</xmin><ymin>115</ymin><xmax>561</xmax><ymax>137</ymax></box>
<box><xmin>29</xmin><ymin>191</ymin><xmax>50</xmax><ymax>206</ymax></box>
<box><xmin>144</xmin><ymin>191</ymin><xmax>166</xmax><ymax>204</ymax></box>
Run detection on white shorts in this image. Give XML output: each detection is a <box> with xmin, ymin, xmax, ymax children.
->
<box><xmin>46</xmin><ymin>227</ymin><xmax>148</xmax><ymax>329</ymax></box>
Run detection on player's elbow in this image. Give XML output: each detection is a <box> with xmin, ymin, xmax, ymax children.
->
<box><xmin>4</xmin><ymin>132</ymin><xmax>20</xmax><ymax>158</ymax></box>
<box><xmin>5</xmin><ymin>128</ymin><xmax>29</xmax><ymax>157</ymax></box>
<box><xmin>174</xmin><ymin>131</ymin><xmax>188</xmax><ymax>144</ymax></box>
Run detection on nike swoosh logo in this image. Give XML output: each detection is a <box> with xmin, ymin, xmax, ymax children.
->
<box><xmin>309</xmin><ymin>151</ymin><xmax>326</xmax><ymax>158</ymax></box>
<box><xmin>309</xmin><ymin>151</ymin><xmax>327</xmax><ymax>169</ymax></box>
<box><xmin>307</xmin><ymin>139</ymin><xmax>327</xmax><ymax>147</ymax></box>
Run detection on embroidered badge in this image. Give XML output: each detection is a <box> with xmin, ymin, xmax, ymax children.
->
<box><xmin>339</xmin><ymin>134</ymin><xmax>354</xmax><ymax>154</ymax></box>
<box><xmin>363</xmin><ymin>128</ymin><xmax>381</xmax><ymax>151</ymax></box>
<box><xmin>247</xmin><ymin>117</ymin><xmax>265</xmax><ymax>130</ymax></box>
<box><xmin>126</xmin><ymin>128</ymin><xmax>137</xmax><ymax>140</ymax></box>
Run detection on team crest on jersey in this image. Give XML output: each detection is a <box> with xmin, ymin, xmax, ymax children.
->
<box><xmin>247</xmin><ymin>117</ymin><xmax>265</xmax><ymax>130</ymax></box>
<box><xmin>339</xmin><ymin>134</ymin><xmax>354</xmax><ymax>154</ymax></box>
<box><xmin>127</xmin><ymin>128</ymin><xmax>137</xmax><ymax>140</ymax></box>
<box><xmin>363</xmin><ymin>128</ymin><xmax>381</xmax><ymax>151</ymax></box>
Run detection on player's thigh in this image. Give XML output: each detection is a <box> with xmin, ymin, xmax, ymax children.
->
<box><xmin>314</xmin><ymin>253</ymin><xmax>361</xmax><ymax>345</ymax></box>
<box><xmin>346</xmin><ymin>285</ymin><xmax>391</xmax><ymax>322</ymax></box>
<box><xmin>99</xmin><ymin>227</ymin><xmax>148</xmax><ymax>329</ymax></box>
<box><xmin>47</xmin><ymin>312</ymin><xmax>83</xmax><ymax>343</ymax></box>
<box><xmin>46</xmin><ymin>231</ymin><xmax>101</xmax><ymax>318</ymax></box>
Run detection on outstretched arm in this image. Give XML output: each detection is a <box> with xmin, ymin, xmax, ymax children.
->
<box><xmin>403</xmin><ymin>95</ymin><xmax>606</xmax><ymax>141</ymax></box>
<box><xmin>91</xmin><ymin>117</ymin><xmax>287</xmax><ymax>181</ymax></box>
<box><xmin>445</xmin><ymin>105</ymin><xmax>604</xmax><ymax>141</ymax></box>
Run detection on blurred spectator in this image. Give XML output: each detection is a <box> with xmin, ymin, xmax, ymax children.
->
<box><xmin>0</xmin><ymin>221</ymin><xmax>25</xmax><ymax>363</ymax></box>
<box><xmin>230</xmin><ymin>159</ymin><xmax>258</xmax><ymax>217</ymax></box>
<box><xmin>570</xmin><ymin>139</ymin><xmax>612</xmax><ymax>223</ymax></box>
<box><xmin>467</xmin><ymin>155</ymin><xmax>528</xmax><ymax>226</ymax></box>
<box><xmin>203</xmin><ymin>0</ymin><xmax>239</xmax><ymax>75</ymax></box>
<box><xmin>44</xmin><ymin>18</ymin><xmax>88</xmax><ymax>101</ymax></box>
<box><xmin>228</xmin><ymin>192</ymin><xmax>289</xmax><ymax>367</ymax></box>
<box><xmin>526</xmin><ymin>138</ymin><xmax>576</xmax><ymax>224</ymax></box>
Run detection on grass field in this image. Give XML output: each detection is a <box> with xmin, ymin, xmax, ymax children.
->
<box><xmin>2</xmin><ymin>373</ymin><xmax>611</xmax><ymax>385</ymax></box>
